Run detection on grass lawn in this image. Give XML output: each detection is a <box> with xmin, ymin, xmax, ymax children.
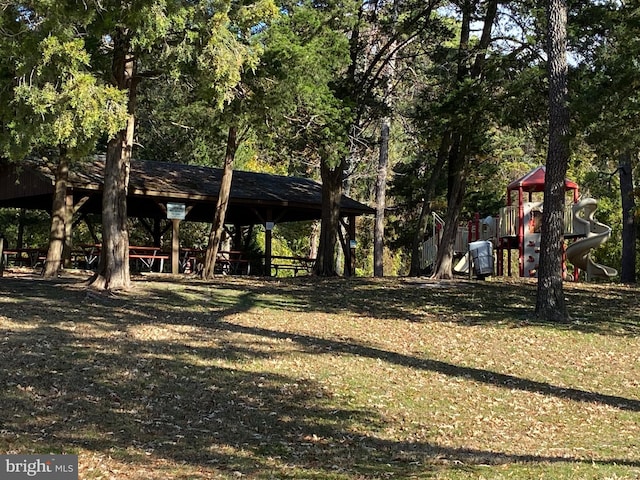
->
<box><xmin>0</xmin><ymin>271</ymin><xmax>639</xmax><ymax>479</ymax></box>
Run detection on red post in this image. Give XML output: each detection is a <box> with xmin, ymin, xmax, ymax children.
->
<box><xmin>518</xmin><ymin>187</ymin><xmax>525</xmax><ymax>277</ymax></box>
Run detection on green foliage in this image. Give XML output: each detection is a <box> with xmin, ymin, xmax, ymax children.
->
<box><xmin>388</xmin><ymin>3</ymin><xmax>551</xmax><ymax>260</ymax></box>
<box><xmin>0</xmin><ymin>208</ymin><xmax>50</xmax><ymax>248</ymax></box>
<box><xmin>571</xmin><ymin>1</ymin><xmax>640</xmax><ymax>155</ymax></box>
<box><xmin>0</xmin><ymin>0</ymin><xmax>637</xmax><ymax>279</ymax></box>
<box><xmin>251</xmin><ymin>2</ymin><xmax>354</xmax><ymax>170</ymax></box>
<box><xmin>272</xmin><ymin>222</ymin><xmax>315</xmax><ymax>257</ymax></box>
<box><xmin>568</xmin><ymin>1</ymin><xmax>640</xmax><ymax>279</ymax></box>
<box><xmin>0</xmin><ymin>8</ymin><xmax>129</xmax><ymax>160</ymax></box>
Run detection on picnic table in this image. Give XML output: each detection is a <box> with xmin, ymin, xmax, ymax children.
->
<box><xmin>180</xmin><ymin>249</ymin><xmax>250</xmax><ymax>275</ymax></box>
<box><xmin>72</xmin><ymin>244</ymin><xmax>101</xmax><ymax>269</ymax></box>
<box><xmin>2</xmin><ymin>248</ymin><xmax>48</xmax><ymax>268</ymax></box>
<box><xmin>129</xmin><ymin>245</ymin><xmax>170</xmax><ymax>272</ymax></box>
<box><xmin>1</xmin><ymin>243</ymin><xmax>253</xmax><ymax>275</ymax></box>
<box><xmin>71</xmin><ymin>244</ymin><xmax>170</xmax><ymax>272</ymax></box>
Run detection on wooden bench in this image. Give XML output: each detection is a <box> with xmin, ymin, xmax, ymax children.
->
<box><xmin>216</xmin><ymin>250</ymin><xmax>250</xmax><ymax>275</ymax></box>
<box><xmin>271</xmin><ymin>256</ymin><xmax>315</xmax><ymax>277</ymax></box>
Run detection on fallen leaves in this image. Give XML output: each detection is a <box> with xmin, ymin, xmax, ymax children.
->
<box><xmin>0</xmin><ymin>274</ymin><xmax>639</xmax><ymax>479</ymax></box>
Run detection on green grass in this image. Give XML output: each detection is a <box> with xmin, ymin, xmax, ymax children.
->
<box><xmin>0</xmin><ymin>272</ymin><xmax>639</xmax><ymax>479</ymax></box>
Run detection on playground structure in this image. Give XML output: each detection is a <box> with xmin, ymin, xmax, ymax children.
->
<box><xmin>419</xmin><ymin>166</ymin><xmax>618</xmax><ymax>281</ymax></box>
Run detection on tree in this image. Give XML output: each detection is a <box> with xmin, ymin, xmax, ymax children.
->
<box><xmin>321</xmin><ymin>0</ymin><xmax>446</xmax><ymax>276</ymax></box>
<box><xmin>618</xmin><ymin>153</ymin><xmax>636</xmax><ymax>283</ymax></box>
<box><xmin>373</xmin><ymin>0</ymin><xmax>402</xmax><ymax>278</ymax></box>
<box><xmin>571</xmin><ymin>0</ymin><xmax>639</xmax><ymax>283</ymax></box>
<box><xmin>201</xmin><ymin>126</ymin><xmax>238</xmax><ymax>279</ymax></box>
<box><xmin>0</xmin><ymin>18</ymin><xmax>127</xmax><ymax>279</ymax></box>
<box><xmin>535</xmin><ymin>0</ymin><xmax>569</xmax><ymax>321</ymax></box>
<box><xmin>374</xmin><ymin>115</ymin><xmax>391</xmax><ymax>277</ymax></box>
<box><xmin>241</xmin><ymin>0</ymin><xmax>354</xmax><ymax>275</ymax></box>
<box><xmin>196</xmin><ymin>2</ymin><xmax>277</xmax><ymax>279</ymax></box>
<box><xmin>431</xmin><ymin>0</ymin><xmax>499</xmax><ymax>279</ymax></box>
<box><xmin>91</xmin><ymin>29</ymin><xmax>137</xmax><ymax>290</ymax></box>
<box><xmin>80</xmin><ymin>0</ymin><xmax>276</xmax><ymax>289</ymax></box>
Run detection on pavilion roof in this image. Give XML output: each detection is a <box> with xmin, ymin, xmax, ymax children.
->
<box><xmin>0</xmin><ymin>157</ymin><xmax>374</xmax><ymax>224</ymax></box>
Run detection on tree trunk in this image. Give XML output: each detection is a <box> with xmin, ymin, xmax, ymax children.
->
<box><xmin>315</xmin><ymin>159</ymin><xmax>344</xmax><ymax>276</ymax></box>
<box><xmin>619</xmin><ymin>151</ymin><xmax>636</xmax><ymax>283</ymax></box>
<box><xmin>429</xmin><ymin>0</ymin><xmax>497</xmax><ymax>279</ymax></box>
<box><xmin>429</xmin><ymin>0</ymin><xmax>472</xmax><ymax>281</ymax></box>
<box><xmin>374</xmin><ymin>117</ymin><xmax>390</xmax><ymax>277</ymax></box>
<box><xmin>43</xmin><ymin>153</ymin><xmax>70</xmax><ymax>278</ymax></box>
<box><xmin>409</xmin><ymin>131</ymin><xmax>451</xmax><ymax>276</ymax></box>
<box><xmin>536</xmin><ymin>0</ymin><xmax>569</xmax><ymax>321</ymax></box>
<box><xmin>432</xmin><ymin>136</ymin><xmax>467</xmax><ymax>279</ymax></box>
<box><xmin>202</xmin><ymin>126</ymin><xmax>238</xmax><ymax>279</ymax></box>
<box><xmin>309</xmin><ymin>220</ymin><xmax>320</xmax><ymax>259</ymax></box>
<box><xmin>90</xmin><ymin>28</ymin><xmax>135</xmax><ymax>291</ymax></box>
<box><xmin>17</xmin><ymin>208</ymin><xmax>25</xmax><ymax>250</ymax></box>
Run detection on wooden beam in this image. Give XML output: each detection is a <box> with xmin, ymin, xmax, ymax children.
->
<box><xmin>171</xmin><ymin>219</ymin><xmax>180</xmax><ymax>274</ymax></box>
<box><xmin>265</xmin><ymin>209</ymin><xmax>273</xmax><ymax>277</ymax></box>
<box><xmin>0</xmin><ymin>236</ymin><xmax>4</xmax><ymax>277</ymax></box>
<box><xmin>72</xmin><ymin>195</ymin><xmax>91</xmax><ymax>215</ymax></box>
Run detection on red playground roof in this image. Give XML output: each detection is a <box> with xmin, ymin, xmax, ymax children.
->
<box><xmin>507</xmin><ymin>166</ymin><xmax>578</xmax><ymax>193</ymax></box>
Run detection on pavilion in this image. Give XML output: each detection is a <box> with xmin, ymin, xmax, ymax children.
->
<box><xmin>0</xmin><ymin>157</ymin><xmax>374</xmax><ymax>275</ymax></box>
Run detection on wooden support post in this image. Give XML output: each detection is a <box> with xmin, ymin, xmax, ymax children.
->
<box><xmin>348</xmin><ymin>215</ymin><xmax>356</xmax><ymax>277</ymax></box>
<box><xmin>265</xmin><ymin>210</ymin><xmax>273</xmax><ymax>277</ymax></box>
<box><xmin>518</xmin><ymin>187</ymin><xmax>524</xmax><ymax>277</ymax></box>
<box><xmin>0</xmin><ymin>236</ymin><xmax>4</xmax><ymax>277</ymax></box>
<box><xmin>171</xmin><ymin>219</ymin><xmax>180</xmax><ymax>274</ymax></box>
<box><xmin>63</xmin><ymin>192</ymin><xmax>74</xmax><ymax>268</ymax></box>
<box><xmin>17</xmin><ymin>208</ymin><xmax>25</xmax><ymax>250</ymax></box>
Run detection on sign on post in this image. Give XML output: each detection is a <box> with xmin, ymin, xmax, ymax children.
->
<box><xmin>166</xmin><ymin>202</ymin><xmax>186</xmax><ymax>220</ymax></box>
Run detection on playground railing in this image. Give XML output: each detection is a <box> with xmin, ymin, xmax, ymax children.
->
<box><xmin>420</xmin><ymin>237</ymin><xmax>437</xmax><ymax>270</ymax></box>
<box><xmin>455</xmin><ymin>226</ymin><xmax>469</xmax><ymax>252</ymax></box>
<box><xmin>498</xmin><ymin>204</ymin><xmax>580</xmax><ymax>238</ymax></box>
<box><xmin>499</xmin><ymin>206</ymin><xmax>518</xmax><ymax>237</ymax></box>
<box><xmin>564</xmin><ymin>204</ymin><xmax>575</xmax><ymax>235</ymax></box>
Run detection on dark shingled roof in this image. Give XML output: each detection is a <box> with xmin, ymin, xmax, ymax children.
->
<box><xmin>0</xmin><ymin>157</ymin><xmax>374</xmax><ymax>225</ymax></box>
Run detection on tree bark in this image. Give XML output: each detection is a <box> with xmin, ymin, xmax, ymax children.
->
<box><xmin>430</xmin><ymin>0</ymin><xmax>497</xmax><ymax>280</ymax></box>
<box><xmin>429</xmin><ymin>0</ymin><xmax>472</xmax><ymax>280</ymax></box>
<box><xmin>410</xmin><ymin>131</ymin><xmax>452</xmax><ymax>276</ymax></box>
<box><xmin>619</xmin><ymin>151</ymin><xmax>636</xmax><ymax>283</ymax></box>
<box><xmin>0</xmin><ymin>235</ymin><xmax>4</xmax><ymax>277</ymax></box>
<box><xmin>374</xmin><ymin>117</ymin><xmax>390</xmax><ymax>277</ymax></box>
<box><xmin>432</xmin><ymin>136</ymin><xmax>468</xmax><ymax>279</ymax></box>
<box><xmin>90</xmin><ymin>28</ymin><xmax>135</xmax><ymax>291</ymax></box>
<box><xmin>536</xmin><ymin>0</ymin><xmax>569</xmax><ymax>321</ymax></box>
<box><xmin>315</xmin><ymin>159</ymin><xmax>344</xmax><ymax>276</ymax></box>
<box><xmin>202</xmin><ymin>126</ymin><xmax>238</xmax><ymax>279</ymax></box>
<box><xmin>309</xmin><ymin>221</ymin><xmax>320</xmax><ymax>259</ymax></box>
<box><xmin>43</xmin><ymin>153</ymin><xmax>70</xmax><ymax>278</ymax></box>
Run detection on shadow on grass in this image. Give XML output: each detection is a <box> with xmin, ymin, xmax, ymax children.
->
<box><xmin>202</xmin><ymin>275</ymin><xmax>640</xmax><ymax>336</ymax></box>
<box><xmin>212</xmin><ymin>319</ymin><xmax>640</xmax><ymax>412</ymax></box>
<box><xmin>1</xmin><ymin>275</ymin><xmax>639</xmax><ymax>478</ymax></box>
